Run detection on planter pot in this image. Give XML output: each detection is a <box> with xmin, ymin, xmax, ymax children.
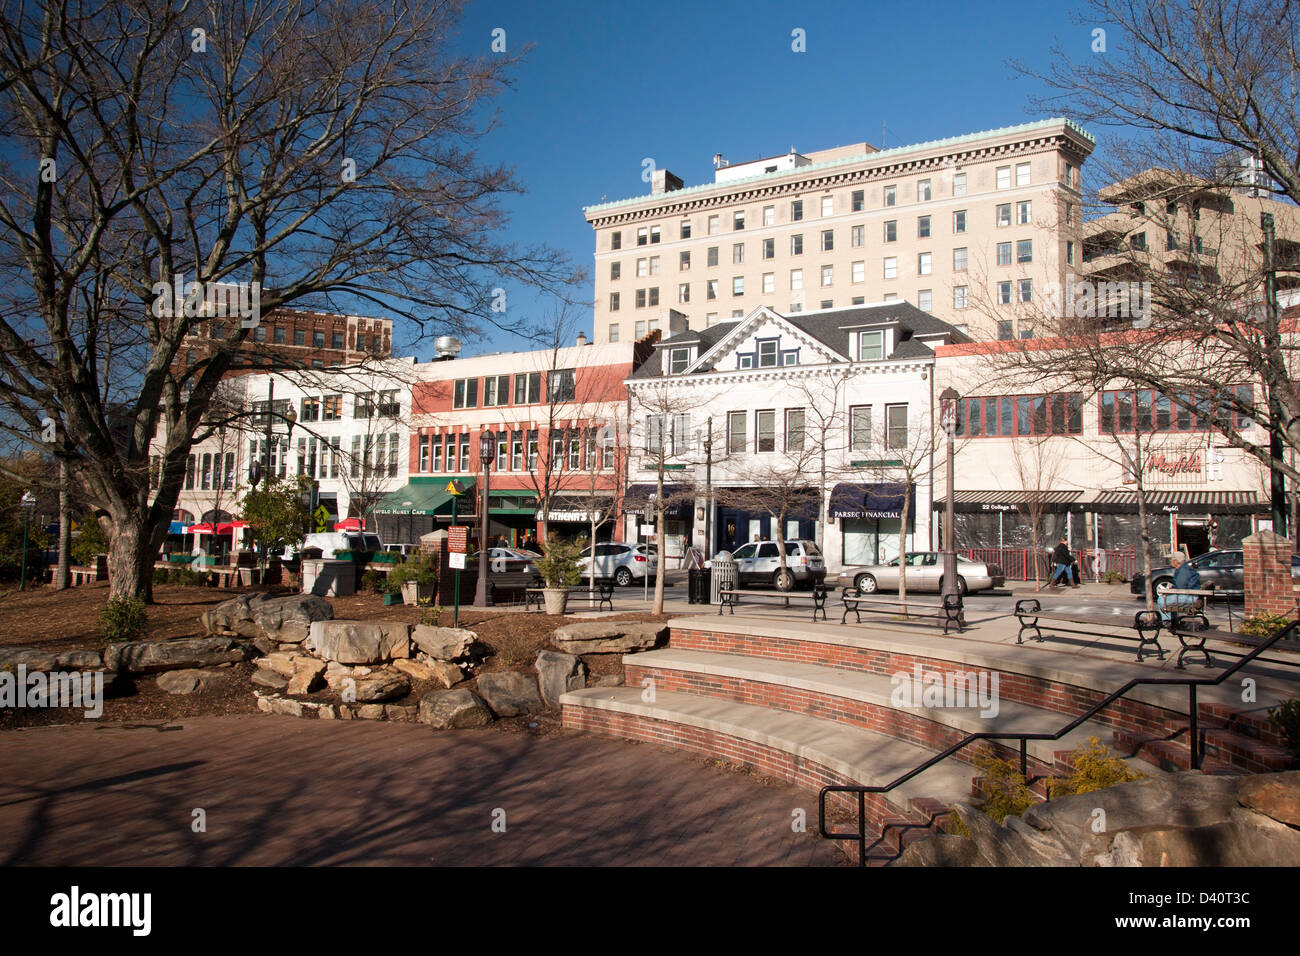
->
<box><xmin>401</xmin><ymin>581</ymin><xmax>436</xmax><ymax>606</ymax></box>
<box><xmin>542</xmin><ymin>587</ymin><xmax>569</xmax><ymax>616</ymax></box>
<box><xmin>384</xmin><ymin>591</ymin><xmax>402</xmax><ymax>606</ymax></box>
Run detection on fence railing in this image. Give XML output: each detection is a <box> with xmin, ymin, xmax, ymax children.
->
<box><xmin>963</xmin><ymin>548</ymin><xmax>1139</xmax><ymax>582</ymax></box>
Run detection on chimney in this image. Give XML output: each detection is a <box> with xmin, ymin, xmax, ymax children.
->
<box><xmin>576</xmin><ymin>331</ymin><xmax>588</xmax><ymax>347</ymax></box>
<box><xmin>651</xmin><ymin>169</ymin><xmax>683</xmax><ymax>195</ymax></box>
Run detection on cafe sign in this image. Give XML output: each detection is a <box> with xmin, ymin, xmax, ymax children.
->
<box><xmin>1135</xmin><ymin>443</ymin><xmax>1225</xmax><ymax>485</ymax></box>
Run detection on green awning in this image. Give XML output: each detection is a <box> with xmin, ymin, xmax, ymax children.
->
<box><xmin>375</xmin><ymin>478</ymin><xmax>475</xmax><ymax>516</ymax></box>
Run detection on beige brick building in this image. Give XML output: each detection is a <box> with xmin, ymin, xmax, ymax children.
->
<box><xmin>584</xmin><ymin>118</ymin><xmax>1095</xmax><ymax>343</ymax></box>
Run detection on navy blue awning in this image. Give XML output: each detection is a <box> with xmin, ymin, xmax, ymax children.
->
<box><xmin>829</xmin><ymin>483</ymin><xmax>915</xmax><ymax>519</ymax></box>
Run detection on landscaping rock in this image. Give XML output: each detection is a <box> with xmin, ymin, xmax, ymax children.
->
<box><xmin>287</xmin><ymin>659</ymin><xmax>326</xmax><ymax>696</ymax></box>
<box><xmin>891</xmin><ymin>833</ymin><xmax>985</xmax><ymax>867</ymax></box>
<box><xmin>55</xmin><ymin>650</ymin><xmax>105</xmax><ymax>670</ymax></box>
<box><xmin>418</xmin><ymin>688</ymin><xmax>494</xmax><ymax>729</ymax></box>
<box><xmin>550</xmin><ymin>621</ymin><xmax>667</xmax><ymax>655</ymax></box>
<box><xmin>256</xmin><ymin>695</ymin><xmax>303</xmax><ymax>717</ymax></box>
<box><xmin>534</xmin><ymin>650</ymin><xmax>586</xmax><ymax>705</ymax></box>
<box><xmin>0</xmin><ymin>647</ymin><xmax>102</xmax><ymax>671</ymax></box>
<box><xmin>384</xmin><ymin>703</ymin><xmax>418</xmax><ymax>721</ymax></box>
<box><xmin>155</xmin><ymin>668</ymin><xmax>221</xmax><ymax>695</ymax></box>
<box><xmin>355</xmin><ymin>704</ymin><xmax>388</xmax><ymax>720</ymax></box>
<box><xmin>307</xmin><ymin>621</ymin><xmax>411</xmax><ymax>664</ymax></box>
<box><xmin>251</xmin><ymin>670</ymin><xmax>289</xmax><ymax>691</ymax></box>
<box><xmin>251</xmin><ymin>636</ymin><xmax>277</xmax><ymax>656</ymax></box>
<box><xmin>105</xmin><ymin>636</ymin><xmax>249</xmax><ymax>674</ymax></box>
<box><xmin>428</xmin><ymin>659</ymin><xmax>464</xmax><ymax>689</ymax></box>
<box><xmin>475</xmin><ymin>670</ymin><xmax>543</xmax><ymax>717</ymax></box>
<box><xmin>256</xmin><ymin>652</ymin><xmax>302</xmax><ymax>678</ymax></box>
<box><xmin>1237</xmin><ymin>771</ymin><xmax>1300</xmax><ymax>828</ymax></box>
<box><xmin>393</xmin><ymin>659</ymin><xmax>435</xmax><ymax>682</ymax></box>
<box><xmin>202</xmin><ymin>592</ymin><xmax>334</xmax><ymax>643</ymax></box>
<box><xmin>411</xmin><ymin>626</ymin><xmax>475</xmax><ymax>661</ymax></box>
<box><xmin>351</xmin><ymin>670</ymin><xmax>411</xmax><ymax>703</ymax></box>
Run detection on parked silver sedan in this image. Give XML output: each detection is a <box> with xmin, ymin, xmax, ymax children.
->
<box><xmin>834</xmin><ymin>552</ymin><xmax>1005</xmax><ymax>596</ymax></box>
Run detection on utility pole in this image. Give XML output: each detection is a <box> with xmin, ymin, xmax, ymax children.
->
<box><xmin>1261</xmin><ymin>212</ymin><xmax>1287</xmax><ymax>537</ymax></box>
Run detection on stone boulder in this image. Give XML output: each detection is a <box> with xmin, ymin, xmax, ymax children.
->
<box><xmin>306</xmin><ymin>620</ymin><xmax>410</xmax><ymax>664</ymax></box>
<box><xmin>475</xmin><ymin>670</ymin><xmax>543</xmax><ymax>717</ymax></box>
<box><xmin>201</xmin><ymin>592</ymin><xmax>334</xmax><ymax>644</ymax></box>
<box><xmin>350</xmin><ymin>670</ymin><xmax>411</xmax><ymax>703</ymax></box>
<box><xmin>155</xmin><ymin>668</ymin><xmax>222</xmax><ymax>695</ymax></box>
<box><xmin>105</xmin><ymin>636</ymin><xmax>249</xmax><ymax>674</ymax></box>
<box><xmin>550</xmin><ymin>621</ymin><xmax>667</xmax><ymax>655</ymax></box>
<box><xmin>534</xmin><ymin>650</ymin><xmax>587</xmax><ymax>705</ymax></box>
<box><xmin>893</xmin><ymin>772</ymin><xmax>1300</xmax><ymax>867</ymax></box>
<box><xmin>418</xmin><ymin>688</ymin><xmax>494</xmax><ymax>729</ymax></box>
<box><xmin>252</xmin><ymin>669</ymin><xmax>289</xmax><ymax>691</ymax></box>
<box><xmin>411</xmin><ymin>626</ymin><xmax>475</xmax><ymax>661</ymax></box>
<box><xmin>0</xmin><ymin>647</ymin><xmax>103</xmax><ymax>671</ymax></box>
<box><xmin>1237</xmin><ymin>770</ymin><xmax>1300</xmax><ymax>827</ymax></box>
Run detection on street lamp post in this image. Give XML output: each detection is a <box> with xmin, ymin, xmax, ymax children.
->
<box><xmin>474</xmin><ymin>430</ymin><xmax>495</xmax><ymax>607</ymax></box>
<box><xmin>19</xmin><ymin>491</ymin><xmax>35</xmax><ymax>591</ymax></box>
<box><xmin>939</xmin><ymin>388</ymin><xmax>961</xmax><ymax>616</ymax></box>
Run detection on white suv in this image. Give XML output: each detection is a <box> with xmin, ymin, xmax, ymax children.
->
<box><xmin>728</xmin><ymin>540</ymin><xmax>826</xmax><ymax>591</ymax></box>
<box><xmin>577</xmin><ymin>542</ymin><xmax>659</xmax><ymax>586</ymax></box>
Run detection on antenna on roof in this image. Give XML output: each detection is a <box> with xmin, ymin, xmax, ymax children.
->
<box><xmin>881</xmin><ymin>122</ymin><xmax>886</xmax><ymax>148</ymax></box>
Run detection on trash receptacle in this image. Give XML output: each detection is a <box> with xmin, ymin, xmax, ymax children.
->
<box><xmin>710</xmin><ymin>551</ymin><xmax>738</xmax><ymax>604</ymax></box>
<box><xmin>687</xmin><ymin>567</ymin><xmax>710</xmax><ymax>604</ymax></box>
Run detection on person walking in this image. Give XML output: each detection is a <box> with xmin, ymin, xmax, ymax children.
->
<box><xmin>1039</xmin><ymin>538</ymin><xmax>1073</xmax><ymax>590</ymax></box>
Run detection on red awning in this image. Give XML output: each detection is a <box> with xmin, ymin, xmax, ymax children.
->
<box><xmin>335</xmin><ymin>517</ymin><xmax>365</xmax><ymax>532</ymax></box>
<box><xmin>188</xmin><ymin>521</ymin><xmax>248</xmax><ymax>535</ymax></box>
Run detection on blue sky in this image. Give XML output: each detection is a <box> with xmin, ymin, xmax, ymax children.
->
<box><xmin>440</xmin><ymin>0</ymin><xmax>1103</xmax><ymax>357</ymax></box>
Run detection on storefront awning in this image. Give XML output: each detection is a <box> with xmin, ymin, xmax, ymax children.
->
<box><xmin>623</xmin><ymin>483</ymin><xmax>692</xmax><ymax>518</ymax></box>
<box><xmin>830</xmin><ymin>483</ymin><xmax>916</xmax><ymax>519</ymax></box>
<box><xmin>931</xmin><ymin>490</ymin><xmax>1086</xmax><ymax>513</ymax></box>
<box><xmin>375</xmin><ymin>478</ymin><xmax>474</xmax><ymax>516</ymax></box>
<box><xmin>1088</xmin><ymin>490</ymin><xmax>1265</xmax><ymax>515</ymax></box>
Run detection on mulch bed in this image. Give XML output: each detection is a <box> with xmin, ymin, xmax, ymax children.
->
<box><xmin>0</xmin><ymin>582</ymin><xmax>668</xmax><ymax>730</ymax></box>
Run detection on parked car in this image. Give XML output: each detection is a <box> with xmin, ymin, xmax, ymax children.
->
<box><xmin>727</xmin><ymin>540</ymin><xmax>826</xmax><ymax>591</ymax></box>
<box><xmin>285</xmin><ymin>531</ymin><xmax>384</xmax><ymax>559</ymax></box>
<box><xmin>489</xmin><ymin>547</ymin><xmax>541</xmax><ymax>581</ymax></box>
<box><xmin>834</xmin><ymin>552</ymin><xmax>1005</xmax><ymax>596</ymax></box>
<box><xmin>1130</xmin><ymin>549</ymin><xmax>1300</xmax><ymax>599</ymax></box>
<box><xmin>576</xmin><ymin>542</ymin><xmax>658</xmax><ymax>586</ymax></box>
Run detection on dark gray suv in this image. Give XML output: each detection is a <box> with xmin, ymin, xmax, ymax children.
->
<box><xmin>1131</xmin><ymin>549</ymin><xmax>1300</xmax><ymax>600</ymax></box>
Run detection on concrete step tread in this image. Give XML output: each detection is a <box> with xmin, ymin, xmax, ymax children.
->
<box><xmin>562</xmin><ymin>686</ymin><xmax>974</xmax><ymax>806</ymax></box>
<box><xmin>626</xmin><ymin>647</ymin><xmax>1124</xmax><ymax>765</ymax></box>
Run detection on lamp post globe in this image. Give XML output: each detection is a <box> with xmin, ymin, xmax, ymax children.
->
<box><xmin>474</xmin><ymin>430</ymin><xmax>496</xmax><ymax>607</ymax></box>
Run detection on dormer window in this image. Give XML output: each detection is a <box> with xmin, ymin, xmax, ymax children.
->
<box><xmin>758</xmin><ymin>340</ymin><xmax>778</xmax><ymax>367</ymax></box>
<box><xmin>856</xmin><ymin>330</ymin><xmax>885</xmax><ymax>361</ymax></box>
<box><xmin>668</xmin><ymin>347</ymin><xmax>692</xmax><ymax>374</ymax></box>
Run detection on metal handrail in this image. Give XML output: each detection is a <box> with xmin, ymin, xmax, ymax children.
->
<box><xmin>818</xmin><ymin>618</ymin><xmax>1300</xmax><ymax>866</ymax></box>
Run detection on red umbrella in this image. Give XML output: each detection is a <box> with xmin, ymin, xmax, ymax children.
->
<box><xmin>188</xmin><ymin>523</ymin><xmax>215</xmax><ymax>535</ymax></box>
<box><xmin>335</xmin><ymin>517</ymin><xmax>364</xmax><ymax>532</ymax></box>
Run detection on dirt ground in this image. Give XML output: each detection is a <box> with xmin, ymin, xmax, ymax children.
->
<box><xmin>0</xmin><ymin>581</ymin><xmax>667</xmax><ymax>730</ymax></box>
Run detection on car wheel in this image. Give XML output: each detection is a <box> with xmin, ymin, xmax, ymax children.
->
<box><xmin>1152</xmin><ymin>578</ymin><xmax>1173</xmax><ymax>600</ymax></box>
<box><xmin>855</xmin><ymin>573</ymin><xmax>878</xmax><ymax>594</ymax></box>
<box><xmin>773</xmin><ymin>569</ymin><xmax>794</xmax><ymax>591</ymax></box>
<box><xmin>615</xmin><ymin>566</ymin><xmax>633</xmax><ymax>587</ymax></box>
<box><xmin>938</xmin><ymin>576</ymin><xmax>968</xmax><ymax>597</ymax></box>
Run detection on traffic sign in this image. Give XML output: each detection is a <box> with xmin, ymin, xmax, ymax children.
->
<box><xmin>448</xmin><ymin>525</ymin><xmax>469</xmax><ymax>554</ymax></box>
<box><xmin>313</xmin><ymin>505</ymin><xmax>329</xmax><ymax>532</ymax></box>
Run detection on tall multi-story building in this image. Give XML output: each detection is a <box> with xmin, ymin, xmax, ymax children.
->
<box><xmin>176</xmin><ymin>308</ymin><xmax>394</xmax><ymax>375</ymax></box>
<box><xmin>584</xmin><ymin>119</ymin><xmax>1094</xmax><ymax>343</ymax></box>
<box><xmin>1083</xmin><ymin>166</ymin><xmax>1300</xmax><ymax>294</ymax></box>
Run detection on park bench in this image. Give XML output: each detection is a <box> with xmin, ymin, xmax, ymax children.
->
<box><xmin>488</xmin><ymin>571</ymin><xmax>540</xmax><ymax>605</ymax></box>
<box><xmin>69</xmin><ymin>566</ymin><xmax>98</xmax><ymax>586</ymax></box>
<box><xmin>524</xmin><ymin>582</ymin><xmax>616</xmax><ymax>612</ymax></box>
<box><xmin>717</xmin><ymin>584</ymin><xmax>829</xmax><ymax>622</ymax></box>
<box><xmin>840</xmin><ymin>588</ymin><xmax>964</xmax><ymax>635</ymax></box>
<box><xmin>1014</xmin><ymin>597</ymin><xmax>1165</xmax><ymax>662</ymax></box>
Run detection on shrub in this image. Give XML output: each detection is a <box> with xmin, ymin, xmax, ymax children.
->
<box><xmin>535</xmin><ymin>536</ymin><xmax>586</xmax><ymax>588</ymax></box>
<box><xmin>71</xmin><ymin>517</ymin><xmax>109</xmax><ymax>566</ymax></box>
<box><xmin>1268</xmin><ymin>698</ymin><xmax>1300</xmax><ymax>757</ymax></box>
<box><xmin>101</xmin><ymin>596</ymin><xmax>147</xmax><ymax>644</ymax></box>
<box><xmin>359</xmin><ymin>569</ymin><xmax>384</xmax><ymax>594</ymax></box>
<box><xmin>1241</xmin><ymin>611</ymin><xmax>1294</xmax><ymax>639</ymax></box>
<box><xmin>388</xmin><ymin>551</ymin><xmax>437</xmax><ymax>589</ymax></box>
<box><xmin>972</xmin><ymin>754</ymin><xmax>1036</xmax><ymax>823</ymax></box>
<box><xmin>172</xmin><ymin>567</ymin><xmax>207</xmax><ymax>586</ymax></box>
<box><xmin>152</xmin><ymin>567</ymin><xmax>170</xmax><ymax>585</ymax></box>
<box><xmin>1102</xmin><ymin>570</ymin><xmax>1125</xmax><ymax>585</ymax></box>
<box><xmin>1047</xmin><ymin>736</ymin><xmax>1145</xmax><ymax>798</ymax></box>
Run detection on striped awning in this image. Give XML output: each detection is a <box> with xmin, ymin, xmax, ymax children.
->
<box><xmin>1088</xmin><ymin>490</ymin><xmax>1265</xmax><ymax>514</ymax></box>
<box><xmin>931</xmin><ymin>490</ymin><xmax>1085</xmax><ymax>513</ymax></box>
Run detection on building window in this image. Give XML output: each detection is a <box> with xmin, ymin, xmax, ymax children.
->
<box><xmin>679</xmin><ymin>282</ymin><xmax>690</xmax><ymax>304</ymax></box>
<box><xmin>707</xmin><ymin>246</ymin><xmax>719</xmax><ymax>267</ymax></box>
<box><xmin>452</xmin><ymin>378</ymin><xmax>478</xmax><ymax>409</ymax></box>
<box><xmin>649</xmin><ymin>226</ymin><xmax>660</xmax><ymax>243</ymax></box>
<box><xmin>548</xmin><ymin>368</ymin><xmax>576</xmax><ymax>403</ymax></box>
<box><xmin>821</xmin><ymin>229</ymin><xmax>833</xmax><ymax>252</ymax></box>
<box><xmin>790</xmin><ymin>269</ymin><xmax>803</xmax><ymax>291</ymax></box>
<box><xmin>762</xmin><ymin>272</ymin><xmax>775</xmax><ymax>293</ymax></box>
<box><xmin>483</xmin><ymin>375</ymin><xmax>510</xmax><ymax>407</ymax></box>
<box><xmin>886</xmin><ymin>404</ymin><xmax>908</xmax><ymax>449</ymax></box>
<box><xmin>611</xmin><ymin>231</ymin><xmax>622</xmax><ymax>250</ymax></box>
<box><xmin>762</xmin><ymin>205</ymin><xmax>775</xmax><ymax>226</ymax></box>
<box><xmin>954</xmin><ymin>285</ymin><xmax>969</xmax><ymax>309</ymax></box>
<box><xmin>273</xmin><ymin>326</ymin><xmax>286</xmax><ymax>344</ymax></box>
<box><xmin>353</xmin><ymin>392</ymin><xmax>376</xmax><ymax>418</ymax></box>
<box><xmin>998</xmin><ymin>280</ymin><xmax>1012</xmax><ymax>305</ymax></box>
<box><xmin>917</xmin><ymin>215</ymin><xmax>931</xmax><ymax>238</ymax></box>
<box><xmin>996</xmin><ymin>165</ymin><xmax>1011</xmax><ymax>189</ymax></box>
<box><xmin>953</xmin><ymin>172</ymin><xmax>967</xmax><ymax>196</ymax></box>
<box><xmin>821</xmin><ymin>265</ymin><xmax>833</xmax><ymax>287</ymax></box>
<box><xmin>851</xmin><ymin>224</ymin><xmax>864</xmax><ymax>247</ymax></box>
<box><xmin>1066</xmin><ymin>240</ymin><xmax>1075</xmax><ymax>265</ymax></box>
<box><xmin>850</xmin><ymin>405</ymin><xmax>872</xmax><ymax>451</ymax></box>
<box><xmin>253</xmin><ymin>326</ymin><xmax>266</xmax><ymax>343</ymax></box>
<box><xmin>727</xmin><ymin>410</ymin><xmax>747</xmax><ymax>453</ymax></box>
<box><xmin>609</xmin><ymin>292</ymin><xmax>620</xmax><ymax>311</ymax></box>
<box><xmin>293</xmin><ymin>329</ymin><xmax>306</xmax><ymax>346</ymax></box>
<box><xmin>636</xmin><ymin>227</ymin><xmax>648</xmax><ymax>246</ymax></box>
<box><xmin>636</xmin><ymin>258</ymin><xmax>648</xmax><ymax>278</ymax></box>
<box><xmin>608</xmin><ymin>323</ymin><xmax>620</xmax><ymax>342</ymax></box>
<box><xmin>322</xmin><ymin>394</ymin><xmax>342</xmax><ymax>420</ymax></box>
<box><xmin>680</xmin><ymin>250</ymin><xmax>691</xmax><ymax>270</ymax></box>
<box><xmin>856</xmin><ymin>330</ymin><xmax>884</xmax><ymax>360</ymax></box>
<box><xmin>884</xmin><ymin>185</ymin><xmax>897</xmax><ymax>206</ymax></box>
<box><xmin>355</xmin><ymin>333</ymin><xmax>366</xmax><ymax>352</ymax></box>
<box><xmin>785</xmin><ymin>408</ymin><xmax>805</xmax><ymax>451</ymax></box>
<box><xmin>708</xmin><ymin>215</ymin><xmax>720</xmax><ymax>235</ymax></box>
<box><xmin>1016</xmin><ymin>162</ymin><xmax>1030</xmax><ymax>187</ymax></box>
<box><xmin>635</xmin><ymin>289</ymin><xmax>646</xmax><ymax>308</ymax></box>
<box><xmin>1017</xmin><ymin>200</ymin><xmax>1031</xmax><ymax>225</ymax></box>
<box><xmin>996</xmin><ymin>203</ymin><xmax>1011</xmax><ymax>227</ymax></box>
<box><xmin>791</xmin><ymin>200</ymin><xmax>803</xmax><ymax>221</ymax></box>
<box><xmin>997</xmin><ymin>242</ymin><xmax>1012</xmax><ymax>266</ymax></box>
<box><xmin>756</xmin><ymin>410</ymin><xmax>776</xmax><ymax>452</ymax></box>
<box><xmin>953</xmin><ymin>209</ymin><xmax>967</xmax><ymax>234</ymax></box>
<box><xmin>757</xmin><ymin>340</ymin><xmax>778</xmax><ymax>367</ymax></box>
<box><xmin>312</xmin><ymin>330</ymin><xmax>325</xmax><ymax>348</ymax></box>
<box><xmin>707</xmin><ymin>279</ymin><xmax>718</xmax><ymax>300</ymax></box>
<box><xmin>852</xmin><ymin>260</ymin><xmax>865</xmax><ymax>283</ymax></box>
<box><xmin>997</xmin><ymin>320</ymin><xmax>1013</xmax><ymax>341</ymax></box>
<box><xmin>762</xmin><ymin>238</ymin><xmax>774</xmax><ymax>259</ymax></box>
<box><xmin>680</xmin><ymin>219</ymin><xmax>692</xmax><ymax>239</ymax></box>
<box><xmin>790</xmin><ymin>234</ymin><xmax>803</xmax><ymax>255</ymax></box>
<box><xmin>429</xmin><ymin>435</ymin><xmax>443</xmax><ymax>472</ymax></box>
<box><xmin>1017</xmin><ymin>239</ymin><xmax>1033</xmax><ymax>263</ymax></box>
<box><xmin>918</xmin><ymin>289</ymin><xmax>932</xmax><ymax>311</ymax></box>
<box><xmin>733</xmin><ymin>276</ymin><xmax>744</xmax><ymax>296</ymax></box>
<box><xmin>332</xmin><ymin>332</ymin><xmax>344</xmax><ymax>350</ymax></box>
<box><xmin>883</xmin><ymin>257</ymin><xmax>897</xmax><ymax>279</ymax></box>
<box><xmin>851</xmin><ymin>190</ymin><xmax>864</xmax><ymax>212</ymax></box>
<box><xmin>649</xmin><ymin>256</ymin><xmax>660</xmax><ymax>275</ymax></box>
<box><xmin>733</xmin><ymin>210</ymin><xmax>745</xmax><ymax>230</ymax></box>
<box><xmin>1019</xmin><ymin>278</ymin><xmax>1033</xmax><ymax>303</ymax></box>
<box><xmin>732</xmin><ymin>243</ymin><xmax>744</xmax><ymax>264</ymax></box>
<box><xmin>669</xmin><ymin>347</ymin><xmax>691</xmax><ymax>374</ymax></box>
<box><xmin>953</xmin><ymin>247</ymin><xmax>968</xmax><ymax>271</ymax></box>
<box><xmin>917</xmin><ymin>252</ymin><xmax>932</xmax><ymax>276</ymax></box>
<box><xmin>917</xmin><ymin>179</ymin><xmax>932</xmax><ymax>201</ymax></box>
<box><xmin>884</xmin><ymin>220</ymin><xmax>897</xmax><ymax>243</ymax></box>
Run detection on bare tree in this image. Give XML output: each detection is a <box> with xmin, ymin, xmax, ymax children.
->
<box><xmin>1009</xmin><ymin>434</ymin><xmax>1070</xmax><ymax>590</ymax></box>
<box><xmin>0</xmin><ymin>0</ymin><xmax>578</xmax><ymax>602</ymax></box>
<box><xmin>791</xmin><ymin>367</ymin><xmax>856</xmax><ymax>554</ymax></box>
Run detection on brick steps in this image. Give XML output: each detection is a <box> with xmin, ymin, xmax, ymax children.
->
<box><xmin>1113</xmin><ymin>731</ymin><xmax>1237</xmax><ymax>774</ymax></box>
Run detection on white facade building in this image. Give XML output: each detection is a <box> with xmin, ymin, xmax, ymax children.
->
<box><xmin>625</xmin><ymin>302</ymin><xmax>970</xmax><ymax>570</ymax></box>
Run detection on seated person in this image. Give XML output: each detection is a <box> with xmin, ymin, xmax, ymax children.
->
<box><xmin>1157</xmin><ymin>551</ymin><xmax>1200</xmax><ymax>623</ymax></box>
